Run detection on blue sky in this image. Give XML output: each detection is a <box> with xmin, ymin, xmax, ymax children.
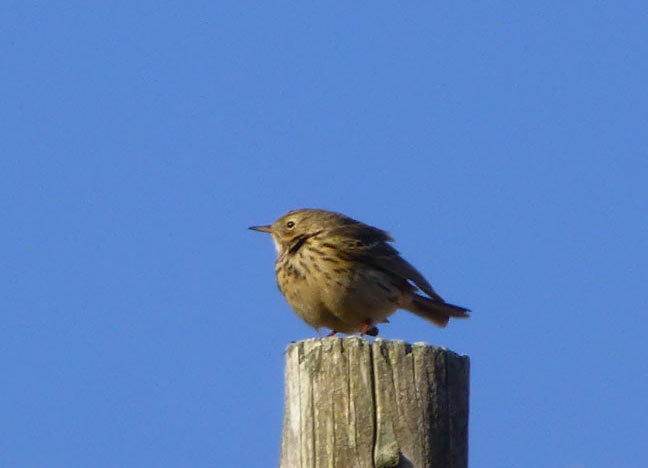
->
<box><xmin>2</xmin><ymin>2</ymin><xmax>647</xmax><ymax>467</ymax></box>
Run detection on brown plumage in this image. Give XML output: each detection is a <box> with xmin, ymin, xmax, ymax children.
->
<box><xmin>250</xmin><ymin>208</ymin><xmax>469</xmax><ymax>336</ymax></box>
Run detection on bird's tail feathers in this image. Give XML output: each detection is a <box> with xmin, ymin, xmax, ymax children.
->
<box><xmin>406</xmin><ymin>294</ymin><xmax>470</xmax><ymax>328</ymax></box>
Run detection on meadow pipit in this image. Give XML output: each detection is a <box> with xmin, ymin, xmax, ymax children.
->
<box><xmin>250</xmin><ymin>209</ymin><xmax>469</xmax><ymax>336</ymax></box>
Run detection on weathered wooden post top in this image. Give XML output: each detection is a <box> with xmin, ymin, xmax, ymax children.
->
<box><xmin>279</xmin><ymin>337</ymin><xmax>469</xmax><ymax>468</ymax></box>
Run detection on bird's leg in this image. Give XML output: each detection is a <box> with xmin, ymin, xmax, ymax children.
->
<box><xmin>359</xmin><ymin>320</ymin><xmax>377</xmax><ymax>337</ymax></box>
<box><xmin>326</xmin><ymin>330</ymin><xmax>338</xmax><ymax>337</ymax></box>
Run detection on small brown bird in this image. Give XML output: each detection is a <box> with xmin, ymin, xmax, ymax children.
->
<box><xmin>249</xmin><ymin>209</ymin><xmax>469</xmax><ymax>336</ymax></box>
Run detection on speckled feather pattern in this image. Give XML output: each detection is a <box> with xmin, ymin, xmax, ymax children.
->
<box><xmin>250</xmin><ymin>209</ymin><xmax>469</xmax><ymax>335</ymax></box>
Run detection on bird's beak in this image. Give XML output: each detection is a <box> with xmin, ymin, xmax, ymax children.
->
<box><xmin>249</xmin><ymin>224</ymin><xmax>273</xmax><ymax>234</ymax></box>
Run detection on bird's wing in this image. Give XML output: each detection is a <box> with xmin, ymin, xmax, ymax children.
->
<box><xmin>329</xmin><ymin>223</ymin><xmax>444</xmax><ymax>302</ymax></box>
<box><xmin>368</xmin><ymin>244</ymin><xmax>443</xmax><ymax>301</ymax></box>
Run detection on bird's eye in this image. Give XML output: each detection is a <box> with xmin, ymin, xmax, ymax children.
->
<box><xmin>286</xmin><ymin>221</ymin><xmax>295</xmax><ymax>229</ymax></box>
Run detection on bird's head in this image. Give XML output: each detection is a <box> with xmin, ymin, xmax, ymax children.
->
<box><xmin>249</xmin><ymin>209</ymin><xmax>354</xmax><ymax>256</ymax></box>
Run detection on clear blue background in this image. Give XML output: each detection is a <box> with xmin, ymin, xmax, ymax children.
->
<box><xmin>2</xmin><ymin>2</ymin><xmax>647</xmax><ymax>467</ymax></box>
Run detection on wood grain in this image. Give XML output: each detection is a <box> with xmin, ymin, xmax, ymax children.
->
<box><xmin>280</xmin><ymin>337</ymin><xmax>469</xmax><ymax>468</ymax></box>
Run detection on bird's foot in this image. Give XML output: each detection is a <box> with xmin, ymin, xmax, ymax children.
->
<box><xmin>360</xmin><ymin>320</ymin><xmax>379</xmax><ymax>337</ymax></box>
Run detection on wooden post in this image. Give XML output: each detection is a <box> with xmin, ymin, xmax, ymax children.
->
<box><xmin>279</xmin><ymin>337</ymin><xmax>469</xmax><ymax>468</ymax></box>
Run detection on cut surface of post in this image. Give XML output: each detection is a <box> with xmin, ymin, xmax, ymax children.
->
<box><xmin>279</xmin><ymin>337</ymin><xmax>469</xmax><ymax>468</ymax></box>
